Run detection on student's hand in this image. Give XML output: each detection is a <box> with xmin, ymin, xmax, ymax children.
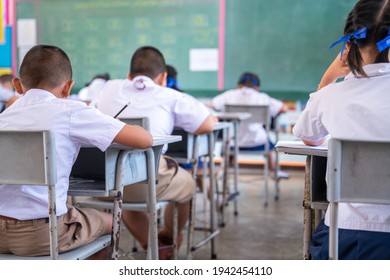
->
<box><xmin>194</xmin><ymin>114</ymin><xmax>218</xmax><ymax>135</ymax></box>
<box><xmin>317</xmin><ymin>50</ymin><xmax>350</xmax><ymax>90</ymax></box>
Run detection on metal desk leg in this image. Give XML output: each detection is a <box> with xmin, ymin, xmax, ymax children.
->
<box><xmin>189</xmin><ymin>132</ymin><xmax>220</xmax><ymax>259</ymax></box>
<box><xmin>208</xmin><ymin>131</ymin><xmax>218</xmax><ymax>259</ymax></box>
<box><xmin>186</xmin><ymin>136</ymin><xmax>199</xmax><ymax>260</ymax></box>
<box><xmin>233</xmin><ymin>122</ymin><xmax>239</xmax><ymax>215</ymax></box>
<box><xmin>303</xmin><ymin>155</ymin><xmax>312</xmax><ymax>260</ymax></box>
<box><xmin>220</xmin><ymin>125</ymin><xmax>231</xmax><ymax>227</ymax></box>
<box><xmin>110</xmin><ymin>149</ymin><xmax>158</xmax><ymax>260</ymax></box>
<box><xmin>110</xmin><ymin>150</ymin><xmax>130</xmax><ymax>260</ymax></box>
<box><xmin>274</xmin><ymin>129</ymin><xmax>280</xmax><ymax>201</ymax></box>
<box><xmin>145</xmin><ymin>148</ymin><xmax>158</xmax><ymax>260</ymax></box>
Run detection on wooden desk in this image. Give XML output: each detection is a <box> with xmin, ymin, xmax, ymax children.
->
<box><xmin>276</xmin><ymin>140</ymin><xmax>328</xmax><ymax>260</ymax></box>
<box><xmin>166</xmin><ymin>122</ymin><xmax>231</xmax><ymax>259</ymax></box>
<box><xmin>69</xmin><ymin>135</ymin><xmax>182</xmax><ymax>259</ymax></box>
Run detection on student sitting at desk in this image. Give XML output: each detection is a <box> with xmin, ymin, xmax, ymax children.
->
<box><xmin>0</xmin><ymin>74</ymin><xmax>15</xmax><ymax>112</ymax></box>
<box><xmin>210</xmin><ymin>72</ymin><xmax>289</xmax><ymax>180</ymax></box>
<box><xmin>166</xmin><ymin>64</ymin><xmax>182</xmax><ymax>92</ymax></box>
<box><xmin>96</xmin><ymin>45</ymin><xmax>217</xmax><ymax>259</ymax></box>
<box><xmin>77</xmin><ymin>73</ymin><xmax>110</xmax><ymax>106</ymax></box>
<box><xmin>293</xmin><ymin>0</ymin><xmax>390</xmax><ymax>259</ymax></box>
<box><xmin>0</xmin><ymin>45</ymin><xmax>153</xmax><ymax>258</ymax></box>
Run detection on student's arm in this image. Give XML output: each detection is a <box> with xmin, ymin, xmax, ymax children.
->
<box><xmin>317</xmin><ymin>51</ymin><xmax>350</xmax><ymax>90</ymax></box>
<box><xmin>193</xmin><ymin>114</ymin><xmax>218</xmax><ymax>135</ymax></box>
<box><xmin>5</xmin><ymin>95</ymin><xmax>19</xmax><ymax>109</ymax></box>
<box><xmin>278</xmin><ymin>103</ymin><xmax>289</xmax><ymax>114</ymax></box>
<box><xmin>302</xmin><ymin>139</ymin><xmax>326</xmax><ymax>147</ymax></box>
<box><xmin>113</xmin><ymin>124</ymin><xmax>153</xmax><ymax>149</ymax></box>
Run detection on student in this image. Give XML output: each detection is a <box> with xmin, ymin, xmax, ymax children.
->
<box><xmin>96</xmin><ymin>46</ymin><xmax>217</xmax><ymax>259</ymax></box>
<box><xmin>0</xmin><ymin>74</ymin><xmax>15</xmax><ymax>112</ymax></box>
<box><xmin>0</xmin><ymin>45</ymin><xmax>153</xmax><ymax>258</ymax></box>
<box><xmin>166</xmin><ymin>64</ymin><xmax>182</xmax><ymax>92</ymax></box>
<box><xmin>76</xmin><ymin>72</ymin><xmax>110</xmax><ymax>105</ymax></box>
<box><xmin>210</xmin><ymin>72</ymin><xmax>290</xmax><ymax>180</ymax></box>
<box><xmin>293</xmin><ymin>0</ymin><xmax>390</xmax><ymax>259</ymax></box>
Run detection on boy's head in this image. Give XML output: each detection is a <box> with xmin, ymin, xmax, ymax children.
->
<box><xmin>237</xmin><ymin>72</ymin><xmax>260</xmax><ymax>89</ymax></box>
<box><xmin>129</xmin><ymin>46</ymin><xmax>167</xmax><ymax>86</ymax></box>
<box><xmin>0</xmin><ymin>74</ymin><xmax>14</xmax><ymax>91</ymax></box>
<box><xmin>14</xmin><ymin>45</ymin><xmax>73</xmax><ymax>97</ymax></box>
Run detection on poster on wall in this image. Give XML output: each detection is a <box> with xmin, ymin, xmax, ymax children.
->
<box><xmin>0</xmin><ymin>0</ymin><xmax>4</xmax><ymax>44</ymax></box>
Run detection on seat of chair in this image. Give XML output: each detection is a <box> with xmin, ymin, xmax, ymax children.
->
<box><xmin>75</xmin><ymin>197</ymin><xmax>170</xmax><ymax>212</ymax></box>
<box><xmin>0</xmin><ymin>234</ymin><xmax>111</xmax><ymax>260</ymax></box>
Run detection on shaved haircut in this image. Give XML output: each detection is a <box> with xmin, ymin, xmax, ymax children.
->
<box><xmin>130</xmin><ymin>46</ymin><xmax>167</xmax><ymax>79</ymax></box>
<box><xmin>19</xmin><ymin>45</ymin><xmax>72</xmax><ymax>89</ymax></box>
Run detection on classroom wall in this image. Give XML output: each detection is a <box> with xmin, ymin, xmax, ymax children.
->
<box><xmin>16</xmin><ymin>0</ymin><xmax>357</xmax><ymax>100</ymax></box>
<box><xmin>0</xmin><ymin>0</ymin><xmax>15</xmax><ymax>75</ymax></box>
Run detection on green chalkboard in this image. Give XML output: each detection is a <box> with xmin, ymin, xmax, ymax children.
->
<box><xmin>17</xmin><ymin>0</ymin><xmax>219</xmax><ymax>91</ymax></box>
<box><xmin>17</xmin><ymin>0</ymin><xmax>357</xmax><ymax>98</ymax></box>
<box><xmin>224</xmin><ymin>0</ymin><xmax>357</xmax><ymax>95</ymax></box>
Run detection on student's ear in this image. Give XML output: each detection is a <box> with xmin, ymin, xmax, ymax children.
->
<box><xmin>346</xmin><ymin>42</ymin><xmax>351</xmax><ymax>52</ymax></box>
<box><xmin>61</xmin><ymin>80</ymin><xmax>75</xmax><ymax>98</ymax></box>
<box><xmin>127</xmin><ymin>73</ymin><xmax>132</xmax><ymax>80</ymax></box>
<box><xmin>155</xmin><ymin>72</ymin><xmax>167</xmax><ymax>87</ymax></box>
<box><xmin>12</xmin><ymin>77</ymin><xmax>24</xmax><ymax>94</ymax></box>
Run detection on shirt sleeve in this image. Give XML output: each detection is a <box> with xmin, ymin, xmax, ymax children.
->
<box><xmin>292</xmin><ymin>92</ymin><xmax>329</xmax><ymax>142</ymax></box>
<box><xmin>69</xmin><ymin>105</ymin><xmax>126</xmax><ymax>151</ymax></box>
<box><xmin>268</xmin><ymin>96</ymin><xmax>284</xmax><ymax>117</ymax></box>
<box><xmin>173</xmin><ymin>93</ymin><xmax>211</xmax><ymax>133</ymax></box>
<box><xmin>211</xmin><ymin>93</ymin><xmax>226</xmax><ymax>111</ymax></box>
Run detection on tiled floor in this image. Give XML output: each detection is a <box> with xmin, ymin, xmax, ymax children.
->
<box><xmin>118</xmin><ymin>165</ymin><xmax>306</xmax><ymax>260</ymax></box>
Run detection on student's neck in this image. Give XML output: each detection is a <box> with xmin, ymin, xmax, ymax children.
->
<box><xmin>360</xmin><ymin>45</ymin><xmax>379</xmax><ymax>65</ymax></box>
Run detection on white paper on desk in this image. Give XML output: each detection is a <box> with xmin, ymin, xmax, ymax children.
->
<box><xmin>275</xmin><ymin>140</ymin><xmax>328</xmax><ymax>150</ymax></box>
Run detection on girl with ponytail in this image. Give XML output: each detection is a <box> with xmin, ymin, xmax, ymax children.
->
<box><xmin>293</xmin><ymin>0</ymin><xmax>390</xmax><ymax>259</ymax></box>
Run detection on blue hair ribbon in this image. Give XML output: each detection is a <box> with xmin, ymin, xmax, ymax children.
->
<box><xmin>329</xmin><ymin>27</ymin><xmax>367</xmax><ymax>59</ymax></box>
<box><xmin>376</xmin><ymin>29</ymin><xmax>390</xmax><ymax>52</ymax></box>
<box><xmin>167</xmin><ymin>77</ymin><xmax>177</xmax><ymax>88</ymax></box>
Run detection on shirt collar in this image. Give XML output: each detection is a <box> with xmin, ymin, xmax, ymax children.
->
<box><xmin>344</xmin><ymin>63</ymin><xmax>390</xmax><ymax>80</ymax></box>
<box><xmin>24</xmin><ymin>88</ymin><xmax>56</xmax><ymax>98</ymax></box>
<box><xmin>131</xmin><ymin>75</ymin><xmax>156</xmax><ymax>90</ymax></box>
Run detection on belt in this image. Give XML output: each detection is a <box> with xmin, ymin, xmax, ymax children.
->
<box><xmin>0</xmin><ymin>215</ymin><xmax>18</xmax><ymax>221</ymax></box>
<box><xmin>0</xmin><ymin>215</ymin><xmax>49</xmax><ymax>223</ymax></box>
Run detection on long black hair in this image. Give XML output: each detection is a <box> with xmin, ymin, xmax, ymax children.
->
<box><xmin>344</xmin><ymin>0</ymin><xmax>390</xmax><ymax>77</ymax></box>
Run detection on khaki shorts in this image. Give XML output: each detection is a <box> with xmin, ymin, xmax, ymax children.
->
<box><xmin>122</xmin><ymin>156</ymin><xmax>195</xmax><ymax>204</ymax></box>
<box><xmin>0</xmin><ymin>205</ymin><xmax>106</xmax><ymax>256</ymax></box>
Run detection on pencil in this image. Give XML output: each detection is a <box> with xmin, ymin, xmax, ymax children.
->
<box><xmin>114</xmin><ymin>101</ymin><xmax>131</xmax><ymax>118</ymax></box>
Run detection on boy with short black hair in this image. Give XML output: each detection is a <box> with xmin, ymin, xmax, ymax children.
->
<box><xmin>0</xmin><ymin>44</ymin><xmax>153</xmax><ymax>258</ymax></box>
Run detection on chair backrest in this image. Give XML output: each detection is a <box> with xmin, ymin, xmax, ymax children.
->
<box><xmin>120</xmin><ymin>117</ymin><xmax>150</xmax><ymax>131</ymax></box>
<box><xmin>0</xmin><ymin>130</ymin><xmax>56</xmax><ymax>186</ymax></box>
<box><xmin>224</xmin><ymin>104</ymin><xmax>270</xmax><ymax>130</ymax></box>
<box><xmin>327</xmin><ymin>138</ymin><xmax>390</xmax><ymax>204</ymax></box>
<box><xmin>0</xmin><ymin>130</ymin><xmax>60</xmax><ymax>259</ymax></box>
<box><xmin>327</xmin><ymin>138</ymin><xmax>390</xmax><ymax>260</ymax></box>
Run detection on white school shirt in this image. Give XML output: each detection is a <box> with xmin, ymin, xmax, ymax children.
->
<box><xmin>97</xmin><ymin>76</ymin><xmax>211</xmax><ymax>154</ymax></box>
<box><xmin>293</xmin><ymin>63</ymin><xmax>390</xmax><ymax>233</ymax></box>
<box><xmin>0</xmin><ymin>83</ymin><xmax>15</xmax><ymax>103</ymax></box>
<box><xmin>0</xmin><ymin>89</ymin><xmax>125</xmax><ymax>220</ymax></box>
<box><xmin>77</xmin><ymin>78</ymin><xmax>107</xmax><ymax>103</ymax></box>
<box><xmin>211</xmin><ymin>87</ymin><xmax>283</xmax><ymax>147</ymax></box>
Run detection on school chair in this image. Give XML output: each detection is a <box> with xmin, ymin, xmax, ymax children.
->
<box><xmin>225</xmin><ymin>104</ymin><xmax>279</xmax><ymax>207</ymax></box>
<box><xmin>327</xmin><ymin>138</ymin><xmax>390</xmax><ymax>260</ymax></box>
<box><xmin>0</xmin><ymin>130</ymin><xmax>112</xmax><ymax>260</ymax></box>
<box><xmin>73</xmin><ymin>117</ymin><xmax>179</xmax><ymax>260</ymax></box>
